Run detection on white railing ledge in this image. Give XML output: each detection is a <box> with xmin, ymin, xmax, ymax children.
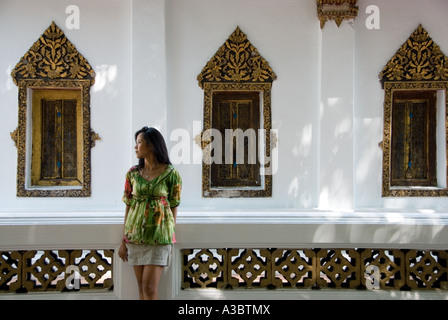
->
<box><xmin>2</xmin><ymin>209</ymin><xmax>448</xmax><ymax>226</ymax></box>
<box><xmin>0</xmin><ymin>211</ymin><xmax>124</xmax><ymax>226</ymax></box>
<box><xmin>178</xmin><ymin>209</ymin><xmax>448</xmax><ymax>226</ymax></box>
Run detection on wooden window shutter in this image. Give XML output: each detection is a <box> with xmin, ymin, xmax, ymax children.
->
<box><xmin>390</xmin><ymin>91</ymin><xmax>437</xmax><ymax>187</ymax></box>
<box><xmin>211</xmin><ymin>91</ymin><xmax>261</xmax><ymax>188</ymax></box>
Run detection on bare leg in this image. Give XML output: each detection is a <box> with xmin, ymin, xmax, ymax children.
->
<box><xmin>133</xmin><ymin>265</ymin><xmax>164</xmax><ymax>300</ymax></box>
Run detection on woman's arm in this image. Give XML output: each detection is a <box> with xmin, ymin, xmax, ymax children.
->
<box><xmin>118</xmin><ymin>205</ymin><xmax>130</xmax><ymax>261</ymax></box>
<box><xmin>171</xmin><ymin>206</ymin><xmax>178</xmax><ymax>223</ymax></box>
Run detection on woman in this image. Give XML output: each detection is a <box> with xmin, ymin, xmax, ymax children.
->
<box><xmin>118</xmin><ymin>126</ymin><xmax>182</xmax><ymax>300</ymax></box>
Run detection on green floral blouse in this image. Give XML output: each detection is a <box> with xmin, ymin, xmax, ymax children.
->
<box><xmin>122</xmin><ymin>164</ymin><xmax>182</xmax><ymax>245</ymax></box>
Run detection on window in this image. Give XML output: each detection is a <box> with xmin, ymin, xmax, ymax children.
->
<box><xmin>390</xmin><ymin>90</ymin><xmax>437</xmax><ymax>187</ymax></box>
<box><xmin>10</xmin><ymin>22</ymin><xmax>98</xmax><ymax>197</ymax></box>
<box><xmin>379</xmin><ymin>25</ymin><xmax>448</xmax><ymax>197</ymax></box>
<box><xmin>196</xmin><ymin>27</ymin><xmax>277</xmax><ymax>198</ymax></box>
<box><xmin>211</xmin><ymin>91</ymin><xmax>261</xmax><ymax>188</ymax></box>
<box><xmin>30</xmin><ymin>89</ymin><xmax>83</xmax><ymax>187</ymax></box>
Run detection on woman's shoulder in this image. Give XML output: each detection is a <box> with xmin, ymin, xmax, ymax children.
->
<box><xmin>166</xmin><ymin>165</ymin><xmax>182</xmax><ymax>181</ymax></box>
<box><xmin>127</xmin><ymin>165</ymin><xmax>139</xmax><ymax>174</ymax></box>
<box><xmin>166</xmin><ymin>164</ymin><xmax>180</xmax><ymax>174</ymax></box>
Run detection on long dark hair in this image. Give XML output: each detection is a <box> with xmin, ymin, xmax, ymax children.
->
<box><xmin>135</xmin><ymin>126</ymin><xmax>171</xmax><ymax>168</ymax></box>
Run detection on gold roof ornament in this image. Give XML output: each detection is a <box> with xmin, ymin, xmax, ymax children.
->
<box><xmin>11</xmin><ymin>22</ymin><xmax>95</xmax><ymax>86</ymax></box>
<box><xmin>197</xmin><ymin>27</ymin><xmax>277</xmax><ymax>89</ymax></box>
<box><xmin>380</xmin><ymin>24</ymin><xmax>448</xmax><ymax>87</ymax></box>
<box><xmin>317</xmin><ymin>0</ymin><xmax>359</xmax><ymax>29</ymax></box>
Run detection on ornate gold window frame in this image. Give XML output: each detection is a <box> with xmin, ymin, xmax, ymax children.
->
<box><xmin>10</xmin><ymin>22</ymin><xmax>99</xmax><ymax>197</ymax></box>
<box><xmin>379</xmin><ymin>25</ymin><xmax>448</xmax><ymax>197</ymax></box>
<box><xmin>196</xmin><ymin>27</ymin><xmax>277</xmax><ymax>198</ymax></box>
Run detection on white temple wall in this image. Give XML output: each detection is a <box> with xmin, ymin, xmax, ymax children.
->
<box><xmin>1</xmin><ymin>0</ymin><xmax>448</xmax><ymax>214</ymax></box>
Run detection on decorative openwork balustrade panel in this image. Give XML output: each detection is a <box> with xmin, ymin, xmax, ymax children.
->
<box><xmin>0</xmin><ymin>250</ymin><xmax>113</xmax><ymax>293</ymax></box>
<box><xmin>181</xmin><ymin>248</ymin><xmax>448</xmax><ymax>290</ymax></box>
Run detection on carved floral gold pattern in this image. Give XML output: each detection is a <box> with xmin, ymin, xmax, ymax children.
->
<box><xmin>380</xmin><ymin>25</ymin><xmax>448</xmax><ymax>86</ymax></box>
<box><xmin>11</xmin><ymin>22</ymin><xmax>95</xmax><ymax>85</ymax></box>
<box><xmin>197</xmin><ymin>27</ymin><xmax>276</xmax><ymax>88</ymax></box>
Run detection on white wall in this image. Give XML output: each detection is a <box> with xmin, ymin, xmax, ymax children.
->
<box><xmin>2</xmin><ymin>0</ymin><xmax>448</xmax><ymax>216</ymax></box>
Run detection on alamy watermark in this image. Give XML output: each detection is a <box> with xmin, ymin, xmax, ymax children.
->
<box><xmin>169</xmin><ymin>121</ymin><xmax>279</xmax><ymax>175</ymax></box>
<box><xmin>65</xmin><ymin>5</ymin><xmax>80</xmax><ymax>30</ymax></box>
<box><xmin>364</xmin><ymin>265</ymin><xmax>380</xmax><ymax>290</ymax></box>
<box><xmin>65</xmin><ymin>265</ymin><xmax>81</xmax><ymax>290</ymax></box>
<box><xmin>365</xmin><ymin>5</ymin><xmax>380</xmax><ymax>30</ymax></box>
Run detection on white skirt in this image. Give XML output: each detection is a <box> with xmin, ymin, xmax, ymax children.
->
<box><xmin>126</xmin><ymin>243</ymin><xmax>172</xmax><ymax>266</ymax></box>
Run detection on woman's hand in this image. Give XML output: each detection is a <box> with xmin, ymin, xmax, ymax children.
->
<box><xmin>118</xmin><ymin>240</ymin><xmax>128</xmax><ymax>262</ymax></box>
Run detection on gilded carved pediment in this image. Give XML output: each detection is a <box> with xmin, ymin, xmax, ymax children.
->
<box><xmin>317</xmin><ymin>0</ymin><xmax>359</xmax><ymax>29</ymax></box>
<box><xmin>11</xmin><ymin>22</ymin><xmax>95</xmax><ymax>85</ymax></box>
<box><xmin>380</xmin><ymin>25</ymin><xmax>448</xmax><ymax>87</ymax></box>
<box><xmin>197</xmin><ymin>27</ymin><xmax>277</xmax><ymax>89</ymax></box>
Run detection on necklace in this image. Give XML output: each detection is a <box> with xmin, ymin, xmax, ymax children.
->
<box><xmin>141</xmin><ymin>164</ymin><xmax>163</xmax><ymax>180</ymax></box>
<box><xmin>141</xmin><ymin>168</ymin><xmax>151</xmax><ymax>179</ymax></box>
